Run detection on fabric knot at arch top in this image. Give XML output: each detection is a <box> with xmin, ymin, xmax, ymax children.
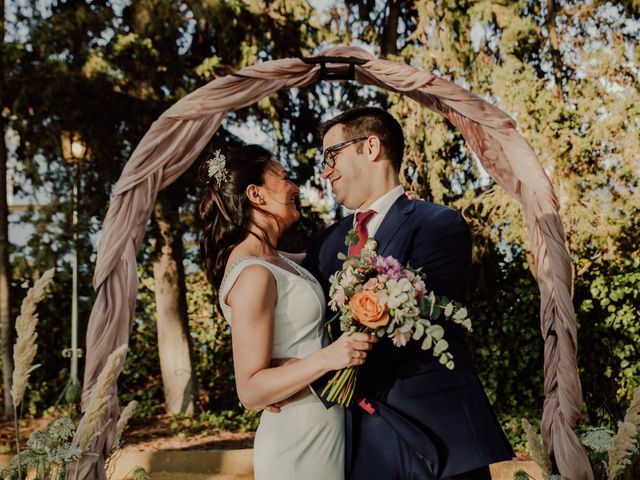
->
<box><xmin>349</xmin><ymin>209</ymin><xmax>376</xmax><ymax>256</ymax></box>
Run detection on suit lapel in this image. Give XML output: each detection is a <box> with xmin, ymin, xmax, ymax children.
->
<box><xmin>375</xmin><ymin>195</ymin><xmax>415</xmax><ymax>256</ymax></box>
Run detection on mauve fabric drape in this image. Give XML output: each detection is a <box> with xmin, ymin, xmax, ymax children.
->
<box><xmin>69</xmin><ymin>46</ymin><xmax>592</xmax><ymax>479</ymax></box>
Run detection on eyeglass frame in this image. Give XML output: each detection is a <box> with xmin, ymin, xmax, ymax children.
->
<box><xmin>321</xmin><ymin>136</ymin><xmax>369</xmax><ymax>168</ymax></box>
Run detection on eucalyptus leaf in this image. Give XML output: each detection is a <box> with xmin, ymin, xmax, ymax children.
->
<box><xmin>426</xmin><ymin>324</ymin><xmax>445</xmax><ymax>340</ymax></box>
<box><xmin>453</xmin><ymin>308</ymin><xmax>467</xmax><ymax>320</ymax></box>
<box><xmin>413</xmin><ymin>322</ymin><xmax>425</xmax><ymax>340</ymax></box>
<box><xmin>444</xmin><ymin>302</ymin><xmax>454</xmax><ymax>317</ymax></box>
<box><xmin>434</xmin><ymin>339</ymin><xmax>449</xmax><ymax>355</ymax></box>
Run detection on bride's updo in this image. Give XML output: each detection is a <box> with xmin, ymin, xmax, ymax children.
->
<box><xmin>199</xmin><ymin>144</ymin><xmax>275</xmax><ymax>288</ymax></box>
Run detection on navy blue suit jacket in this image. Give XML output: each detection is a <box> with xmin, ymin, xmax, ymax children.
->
<box><xmin>303</xmin><ymin>195</ymin><xmax>514</xmax><ymax>478</ymax></box>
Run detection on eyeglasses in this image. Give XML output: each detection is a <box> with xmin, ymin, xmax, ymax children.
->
<box><xmin>321</xmin><ymin>137</ymin><xmax>368</xmax><ymax>168</ymax></box>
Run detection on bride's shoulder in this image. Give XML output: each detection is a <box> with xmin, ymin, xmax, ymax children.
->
<box><xmin>221</xmin><ymin>258</ymin><xmax>277</xmax><ymax>308</ymax></box>
<box><xmin>223</xmin><ymin>251</ymin><xmax>270</xmax><ymax>281</ymax></box>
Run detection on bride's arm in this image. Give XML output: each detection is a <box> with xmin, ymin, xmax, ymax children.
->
<box><xmin>227</xmin><ymin>264</ymin><xmax>375</xmax><ymax>410</ymax></box>
<box><xmin>278</xmin><ymin>251</ymin><xmax>306</xmax><ymax>265</ymax></box>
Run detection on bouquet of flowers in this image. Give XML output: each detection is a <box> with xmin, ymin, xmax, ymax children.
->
<box><xmin>321</xmin><ymin>235</ymin><xmax>473</xmax><ymax>407</ymax></box>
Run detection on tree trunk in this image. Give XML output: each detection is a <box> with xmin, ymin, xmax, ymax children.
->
<box><xmin>152</xmin><ymin>191</ymin><xmax>196</xmax><ymax>415</ymax></box>
<box><xmin>0</xmin><ymin>115</ymin><xmax>13</xmax><ymax>418</ymax></box>
<box><xmin>0</xmin><ymin>0</ymin><xmax>15</xmax><ymax>418</ymax></box>
<box><xmin>546</xmin><ymin>0</ymin><xmax>564</xmax><ymax>93</ymax></box>
<box><xmin>381</xmin><ymin>0</ymin><xmax>400</xmax><ymax>57</ymax></box>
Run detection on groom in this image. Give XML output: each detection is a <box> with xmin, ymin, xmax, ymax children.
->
<box><xmin>302</xmin><ymin>107</ymin><xmax>514</xmax><ymax>479</ymax></box>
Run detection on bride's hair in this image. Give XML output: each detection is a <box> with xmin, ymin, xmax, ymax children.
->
<box><xmin>199</xmin><ymin>144</ymin><xmax>276</xmax><ymax>288</ymax></box>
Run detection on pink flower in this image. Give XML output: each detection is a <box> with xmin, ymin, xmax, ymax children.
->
<box><xmin>328</xmin><ymin>285</ymin><xmax>347</xmax><ymax>311</ymax></box>
<box><xmin>363</xmin><ymin>278</ymin><xmax>379</xmax><ymax>290</ymax></box>
<box><xmin>390</xmin><ymin>328</ymin><xmax>412</xmax><ymax>347</ymax></box>
<box><xmin>373</xmin><ymin>255</ymin><xmax>404</xmax><ymax>280</ymax></box>
<box><xmin>412</xmin><ymin>277</ymin><xmax>426</xmax><ymax>296</ymax></box>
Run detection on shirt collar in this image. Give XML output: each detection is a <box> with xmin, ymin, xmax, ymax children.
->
<box><xmin>354</xmin><ymin>185</ymin><xmax>405</xmax><ymax>219</ymax></box>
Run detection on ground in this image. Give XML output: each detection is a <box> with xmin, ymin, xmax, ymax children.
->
<box><xmin>0</xmin><ymin>414</ymin><xmax>255</xmax><ymax>454</ymax></box>
<box><xmin>123</xmin><ymin>415</ymin><xmax>255</xmax><ymax>451</ymax></box>
<box><xmin>1</xmin><ymin>416</ymin><xmax>547</xmax><ymax>479</ymax></box>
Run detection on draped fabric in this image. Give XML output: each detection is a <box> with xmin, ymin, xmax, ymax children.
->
<box><xmin>69</xmin><ymin>45</ymin><xmax>592</xmax><ymax>479</ymax></box>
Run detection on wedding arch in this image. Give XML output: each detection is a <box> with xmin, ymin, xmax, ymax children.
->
<box><xmin>70</xmin><ymin>45</ymin><xmax>592</xmax><ymax>479</ymax></box>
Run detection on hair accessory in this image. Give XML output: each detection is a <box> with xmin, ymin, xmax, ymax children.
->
<box><xmin>206</xmin><ymin>150</ymin><xmax>229</xmax><ymax>187</ymax></box>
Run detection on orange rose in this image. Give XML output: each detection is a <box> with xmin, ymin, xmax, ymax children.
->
<box><xmin>349</xmin><ymin>291</ymin><xmax>389</xmax><ymax>328</ymax></box>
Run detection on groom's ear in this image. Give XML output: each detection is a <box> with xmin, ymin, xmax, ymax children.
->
<box><xmin>364</xmin><ymin>135</ymin><xmax>382</xmax><ymax>163</ymax></box>
<box><xmin>245</xmin><ymin>184</ymin><xmax>266</xmax><ymax>206</ymax></box>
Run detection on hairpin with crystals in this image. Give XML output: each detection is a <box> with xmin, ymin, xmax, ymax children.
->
<box><xmin>207</xmin><ymin>149</ymin><xmax>229</xmax><ymax>187</ymax></box>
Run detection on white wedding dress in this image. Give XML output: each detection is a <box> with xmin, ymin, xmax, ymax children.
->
<box><xmin>219</xmin><ymin>253</ymin><xmax>345</xmax><ymax>480</ymax></box>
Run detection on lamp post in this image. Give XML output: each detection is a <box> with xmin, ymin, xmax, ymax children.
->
<box><xmin>60</xmin><ymin>131</ymin><xmax>86</xmax><ymax>387</ymax></box>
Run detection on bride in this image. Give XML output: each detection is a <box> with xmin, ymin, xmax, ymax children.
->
<box><xmin>199</xmin><ymin>145</ymin><xmax>378</xmax><ymax>479</ymax></box>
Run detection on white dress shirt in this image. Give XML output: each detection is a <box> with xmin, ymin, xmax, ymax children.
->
<box><xmin>353</xmin><ymin>185</ymin><xmax>405</xmax><ymax>237</ymax></box>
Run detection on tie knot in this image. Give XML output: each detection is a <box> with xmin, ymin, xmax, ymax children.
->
<box><xmin>356</xmin><ymin>209</ymin><xmax>376</xmax><ymax>228</ymax></box>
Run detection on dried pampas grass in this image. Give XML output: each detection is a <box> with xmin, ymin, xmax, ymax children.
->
<box><xmin>79</xmin><ymin>344</ymin><xmax>128</xmax><ymax>451</ymax></box>
<box><xmin>608</xmin><ymin>384</ymin><xmax>640</xmax><ymax>478</ymax></box>
<box><xmin>623</xmin><ymin>384</ymin><xmax>640</xmax><ymax>425</ymax></box>
<box><xmin>113</xmin><ymin>400</ymin><xmax>138</xmax><ymax>450</ymax></box>
<box><xmin>11</xmin><ymin>268</ymin><xmax>55</xmax><ymax>408</ymax></box>
<box><xmin>521</xmin><ymin>417</ymin><xmax>552</xmax><ymax>477</ymax></box>
<box><xmin>608</xmin><ymin>421</ymin><xmax>637</xmax><ymax>478</ymax></box>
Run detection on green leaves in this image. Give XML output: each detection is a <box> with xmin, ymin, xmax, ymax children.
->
<box><xmin>344</xmin><ymin>228</ymin><xmax>359</xmax><ymax>248</ymax></box>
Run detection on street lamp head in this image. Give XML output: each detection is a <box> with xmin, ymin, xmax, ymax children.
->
<box><xmin>61</xmin><ymin>130</ymin><xmax>88</xmax><ymax>163</ymax></box>
<box><xmin>71</xmin><ymin>139</ymin><xmax>87</xmax><ymax>160</ymax></box>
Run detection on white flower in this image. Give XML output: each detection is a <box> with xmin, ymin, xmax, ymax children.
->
<box><xmin>396</xmin><ymin>305</ymin><xmax>420</xmax><ymax>319</ymax></box>
<box><xmin>328</xmin><ymin>272</ymin><xmax>340</xmax><ymax>291</ymax></box>
<box><xmin>390</xmin><ymin>328</ymin><xmax>412</xmax><ymax>347</ymax></box>
<box><xmin>364</xmin><ymin>239</ymin><xmax>378</xmax><ymax>252</ymax></box>
<box><xmin>328</xmin><ymin>285</ymin><xmax>347</xmax><ymax>311</ymax></box>
<box><xmin>328</xmin><ymin>273</ymin><xmax>348</xmax><ymax>311</ymax></box>
<box><xmin>339</xmin><ymin>266</ymin><xmax>358</xmax><ymax>289</ymax></box>
<box><xmin>385</xmin><ymin>278</ymin><xmax>414</xmax><ymax>309</ymax></box>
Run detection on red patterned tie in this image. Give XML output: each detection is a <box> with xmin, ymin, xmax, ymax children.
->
<box><xmin>349</xmin><ymin>209</ymin><xmax>376</xmax><ymax>256</ymax></box>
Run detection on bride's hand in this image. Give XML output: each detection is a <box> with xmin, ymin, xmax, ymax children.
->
<box><xmin>405</xmin><ymin>190</ymin><xmax>423</xmax><ymax>201</ymax></box>
<box><xmin>321</xmin><ymin>332</ymin><xmax>378</xmax><ymax>371</ymax></box>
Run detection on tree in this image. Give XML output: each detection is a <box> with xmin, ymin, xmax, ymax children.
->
<box><xmin>0</xmin><ymin>0</ymin><xmax>15</xmax><ymax>417</ymax></box>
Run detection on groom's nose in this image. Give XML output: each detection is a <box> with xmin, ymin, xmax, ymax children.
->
<box><xmin>321</xmin><ymin>165</ymin><xmax>333</xmax><ymax>179</ymax></box>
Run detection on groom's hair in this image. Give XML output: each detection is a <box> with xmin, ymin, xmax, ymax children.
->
<box><xmin>321</xmin><ymin>106</ymin><xmax>404</xmax><ymax>172</ymax></box>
